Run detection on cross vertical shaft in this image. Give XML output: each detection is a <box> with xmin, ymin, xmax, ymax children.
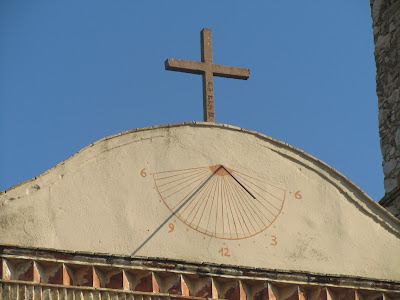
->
<box><xmin>165</xmin><ymin>28</ymin><xmax>250</xmax><ymax>123</ymax></box>
<box><xmin>202</xmin><ymin>29</ymin><xmax>215</xmax><ymax>122</ymax></box>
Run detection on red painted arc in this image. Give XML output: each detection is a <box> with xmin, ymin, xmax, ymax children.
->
<box><xmin>153</xmin><ymin>165</ymin><xmax>286</xmax><ymax>240</ymax></box>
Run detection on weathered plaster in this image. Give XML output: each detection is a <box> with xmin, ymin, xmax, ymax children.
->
<box><xmin>1</xmin><ymin>123</ymin><xmax>399</xmax><ymax>281</ymax></box>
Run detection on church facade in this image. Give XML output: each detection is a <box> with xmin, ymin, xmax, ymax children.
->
<box><xmin>1</xmin><ymin>2</ymin><xmax>400</xmax><ymax>299</ymax></box>
<box><xmin>1</xmin><ymin>123</ymin><xmax>399</xmax><ymax>299</ymax></box>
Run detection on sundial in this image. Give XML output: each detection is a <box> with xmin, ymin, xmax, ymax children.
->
<box><xmin>1</xmin><ymin>28</ymin><xmax>399</xmax><ymax>282</ymax></box>
<box><xmin>154</xmin><ymin>164</ymin><xmax>285</xmax><ymax>240</ymax></box>
<box><xmin>130</xmin><ymin>126</ymin><xmax>299</xmax><ymax>258</ymax></box>
<box><xmin>130</xmin><ymin>29</ymin><xmax>286</xmax><ymax>256</ymax></box>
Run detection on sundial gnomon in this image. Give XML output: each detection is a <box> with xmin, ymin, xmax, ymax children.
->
<box><xmin>154</xmin><ymin>165</ymin><xmax>286</xmax><ymax>240</ymax></box>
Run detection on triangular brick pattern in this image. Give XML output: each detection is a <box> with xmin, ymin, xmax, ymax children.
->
<box><xmin>163</xmin><ymin>274</ymin><xmax>190</xmax><ymax>296</ymax></box>
<box><xmin>133</xmin><ymin>272</ymin><xmax>160</xmax><ymax>293</ymax></box>
<box><xmin>0</xmin><ymin>246</ymin><xmax>399</xmax><ymax>300</ymax></box>
<box><xmin>221</xmin><ymin>280</ymin><xmax>247</xmax><ymax>300</ymax></box>
<box><xmin>192</xmin><ymin>277</ymin><xmax>219</xmax><ymax>298</ymax></box>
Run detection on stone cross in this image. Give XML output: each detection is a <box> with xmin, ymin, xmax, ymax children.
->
<box><xmin>165</xmin><ymin>28</ymin><xmax>250</xmax><ymax>123</ymax></box>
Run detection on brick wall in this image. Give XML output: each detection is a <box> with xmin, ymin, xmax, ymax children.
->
<box><xmin>371</xmin><ymin>0</ymin><xmax>400</xmax><ymax>219</ymax></box>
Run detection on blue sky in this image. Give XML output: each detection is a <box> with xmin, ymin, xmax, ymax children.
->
<box><xmin>0</xmin><ymin>1</ymin><xmax>382</xmax><ymax>200</ymax></box>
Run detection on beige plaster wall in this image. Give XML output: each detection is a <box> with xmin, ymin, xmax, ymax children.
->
<box><xmin>1</xmin><ymin>123</ymin><xmax>399</xmax><ymax>281</ymax></box>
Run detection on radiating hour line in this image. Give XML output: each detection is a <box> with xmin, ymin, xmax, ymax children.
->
<box><xmin>184</xmin><ymin>175</ymin><xmax>216</xmax><ymax>224</ymax></box>
<box><xmin>214</xmin><ymin>176</ymin><xmax>221</xmax><ymax>237</ymax></box>
<box><xmin>223</xmin><ymin>176</ymin><xmax>236</xmax><ymax>239</ymax></box>
<box><xmin>156</xmin><ymin>166</ymin><xmax>208</xmax><ymax>175</ymax></box>
<box><xmin>232</xmin><ymin>170</ymin><xmax>285</xmax><ymax>191</ymax></box>
<box><xmin>223</xmin><ymin>175</ymin><xmax>242</xmax><ymax>237</ymax></box>
<box><xmin>196</xmin><ymin>176</ymin><xmax>218</xmax><ymax>231</ymax></box>
<box><xmin>154</xmin><ymin>165</ymin><xmax>285</xmax><ymax>240</ymax></box>
<box><xmin>163</xmin><ymin>171</ymin><xmax>209</xmax><ymax>201</ymax></box>
<box><xmin>180</xmin><ymin>177</ymin><xmax>210</xmax><ymax>219</ymax></box>
<box><xmin>240</xmin><ymin>184</ymin><xmax>277</xmax><ymax>220</ymax></box>
<box><xmin>214</xmin><ymin>176</ymin><xmax>222</xmax><ymax>237</ymax></box>
<box><xmin>160</xmin><ymin>170</ymin><xmax>209</xmax><ymax>195</ymax></box>
<box><xmin>226</xmin><ymin>175</ymin><xmax>257</xmax><ymax>234</ymax></box>
<box><xmin>156</xmin><ymin>167</ymin><xmax>208</xmax><ymax>181</ymax></box>
<box><xmin>222</xmin><ymin>178</ymin><xmax>228</xmax><ymax>238</ymax></box>
<box><xmin>184</xmin><ymin>177</ymin><xmax>213</xmax><ymax>220</ymax></box>
<box><xmin>169</xmin><ymin>172</ymin><xmax>211</xmax><ymax>211</ymax></box>
<box><xmin>229</xmin><ymin>174</ymin><xmax>271</xmax><ymax>224</ymax></box>
<box><xmin>232</xmin><ymin>174</ymin><xmax>280</xmax><ymax>216</ymax></box>
<box><xmin>221</xmin><ymin>176</ymin><xmax>226</xmax><ymax>238</ymax></box>
<box><xmin>229</xmin><ymin>176</ymin><xmax>268</xmax><ymax>229</ymax></box>
<box><xmin>219</xmin><ymin>175</ymin><xmax>224</xmax><ymax>238</ymax></box>
<box><xmin>228</xmin><ymin>175</ymin><xmax>262</xmax><ymax>230</ymax></box>
<box><xmin>156</xmin><ymin>168</ymin><xmax>209</xmax><ymax>188</ymax></box>
<box><xmin>205</xmin><ymin>173</ymin><xmax>219</xmax><ymax>235</ymax></box>
<box><xmin>188</xmin><ymin>175</ymin><xmax>217</xmax><ymax>228</ymax></box>
<box><xmin>227</xmin><ymin>175</ymin><xmax>250</xmax><ymax>237</ymax></box>
<box><xmin>231</xmin><ymin>184</ymin><xmax>262</xmax><ymax>231</ymax></box>
<box><xmin>225</xmin><ymin>175</ymin><xmax>252</xmax><ymax>236</ymax></box>
<box><xmin>229</xmin><ymin>174</ymin><xmax>262</xmax><ymax>234</ymax></box>
<box><xmin>233</xmin><ymin>172</ymin><xmax>284</xmax><ymax>206</ymax></box>
<box><xmin>233</xmin><ymin>172</ymin><xmax>281</xmax><ymax>209</ymax></box>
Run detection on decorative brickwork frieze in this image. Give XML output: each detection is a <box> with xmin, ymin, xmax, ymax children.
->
<box><xmin>0</xmin><ymin>246</ymin><xmax>400</xmax><ymax>300</ymax></box>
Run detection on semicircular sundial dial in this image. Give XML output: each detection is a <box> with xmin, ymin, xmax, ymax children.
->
<box><xmin>153</xmin><ymin>165</ymin><xmax>286</xmax><ymax>240</ymax></box>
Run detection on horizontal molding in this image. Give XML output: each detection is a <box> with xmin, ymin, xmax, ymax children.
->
<box><xmin>0</xmin><ymin>245</ymin><xmax>400</xmax><ymax>300</ymax></box>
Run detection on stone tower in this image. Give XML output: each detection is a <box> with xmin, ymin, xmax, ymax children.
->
<box><xmin>371</xmin><ymin>0</ymin><xmax>400</xmax><ymax>218</ymax></box>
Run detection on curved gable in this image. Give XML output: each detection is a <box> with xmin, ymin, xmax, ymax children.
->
<box><xmin>1</xmin><ymin>123</ymin><xmax>399</xmax><ymax>281</ymax></box>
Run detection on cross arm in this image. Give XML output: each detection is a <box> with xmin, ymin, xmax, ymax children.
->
<box><xmin>165</xmin><ymin>59</ymin><xmax>250</xmax><ymax>80</ymax></box>
<box><xmin>165</xmin><ymin>59</ymin><xmax>205</xmax><ymax>75</ymax></box>
<box><xmin>212</xmin><ymin>64</ymin><xmax>250</xmax><ymax>80</ymax></box>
